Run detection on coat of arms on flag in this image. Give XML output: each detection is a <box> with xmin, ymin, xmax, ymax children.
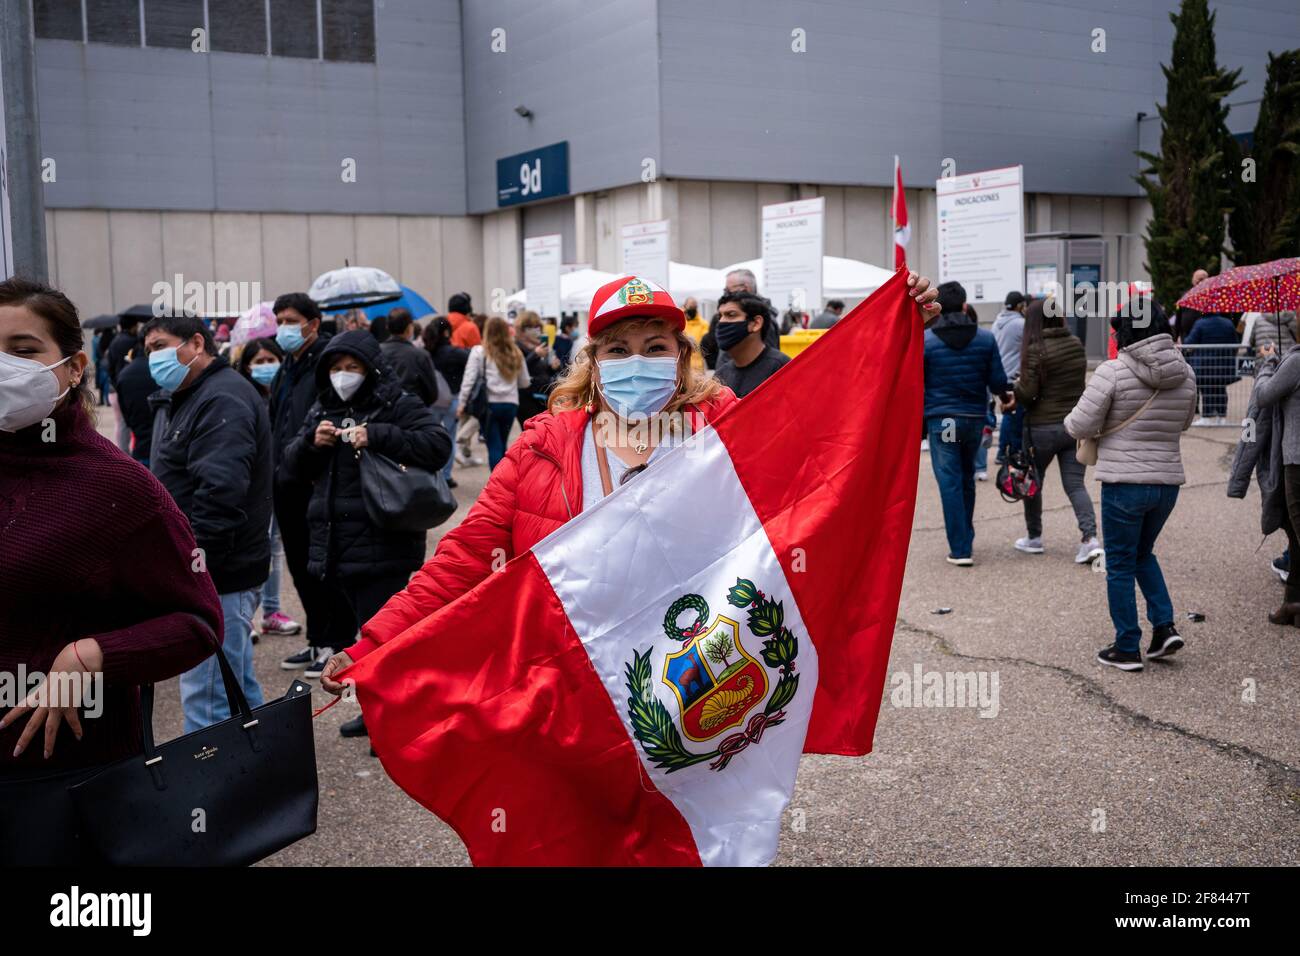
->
<box><xmin>627</xmin><ymin>578</ymin><xmax>799</xmax><ymax>772</ymax></box>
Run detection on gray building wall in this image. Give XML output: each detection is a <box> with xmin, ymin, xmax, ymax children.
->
<box><xmin>658</xmin><ymin>0</ymin><xmax>1299</xmax><ymax>195</ymax></box>
<box><xmin>461</xmin><ymin>0</ymin><xmax>661</xmax><ymax>215</ymax></box>
<box><xmin>36</xmin><ymin>0</ymin><xmax>467</xmax><ymax>214</ymax></box>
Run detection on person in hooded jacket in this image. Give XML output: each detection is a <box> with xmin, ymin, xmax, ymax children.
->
<box><xmin>316</xmin><ymin>272</ymin><xmax>943</xmax><ymax>701</ymax></box>
<box><xmin>270</xmin><ymin>293</ymin><xmax>357</xmax><ymax>676</ymax></box>
<box><xmin>923</xmin><ymin>281</ymin><xmax>1014</xmax><ymax>566</ymax></box>
<box><xmin>282</xmin><ymin>331</ymin><xmax>451</xmax><ymax>736</ymax></box>
<box><xmin>1065</xmin><ymin>311</ymin><xmax>1197</xmax><ymax>672</ymax></box>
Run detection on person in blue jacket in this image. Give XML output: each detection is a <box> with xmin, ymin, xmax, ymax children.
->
<box><xmin>923</xmin><ymin>281</ymin><xmax>1014</xmax><ymax>566</ymax></box>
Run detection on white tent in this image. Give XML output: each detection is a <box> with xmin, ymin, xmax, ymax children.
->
<box><xmin>668</xmin><ymin>261</ymin><xmax>726</xmax><ymax>304</ymax></box>
<box><xmin>507</xmin><ymin>263</ymin><xmax>724</xmax><ymax>314</ymax></box>
<box><xmin>722</xmin><ymin>256</ymin><xmax>895</xmax><ymax>305</ymax></box>
<box><xmin>505</xmin><ymin>267</ymin><xmax>621</xmax><ymax>313</ymax></box>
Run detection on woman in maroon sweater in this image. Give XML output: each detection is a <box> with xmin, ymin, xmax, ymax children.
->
<box><xmin>0</xmin><ymin>278</ymin><xmax>222</xmax><ymax>864</ymax></box>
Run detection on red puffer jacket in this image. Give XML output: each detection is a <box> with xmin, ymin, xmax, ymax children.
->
<box><xmin>349</xmin><ymin>389</ymin><xmax>738</xmax><ymax>660</ymax></box>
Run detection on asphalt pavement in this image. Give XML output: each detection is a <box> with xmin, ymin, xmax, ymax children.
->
<box><xmin>108</xmin><ymin>409</ymin><xmax>1299</xmax><ymax>866</ymax></box>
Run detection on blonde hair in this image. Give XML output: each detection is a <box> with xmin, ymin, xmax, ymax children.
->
<box><xmin>516</xmin><ymin>310</ymin><xmax>543</xmax><ymax>333</ymax></box>
<box><xmin>548</xmin><ymin>317</ymin><xmax>720</xmax><ymax>415</ymax></box>
<box><xmin>483</xmin><ymin>315</ymin><xmax>523</xmax><ymax>378</ymax></box>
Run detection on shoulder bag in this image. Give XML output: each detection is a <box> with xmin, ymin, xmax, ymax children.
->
<box><xmin>358</xmin><ymin>445</ymin><xmax>457</xmax><ymax>531</ymax></box>
<box><xmin>68</xmin><ymin>644</ymin><xmax>318</xmax><ymax>866</ymax></box>
<box><xmin>1077</xmin><ymin>388</ymin><xmax>1160</xmax><ymax>466</ymax></box>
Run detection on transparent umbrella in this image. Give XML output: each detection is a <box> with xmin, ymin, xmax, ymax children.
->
<box><xmin>309</xmin><ymin>265</ymin><xmax>403</xmax><ymax>312</ymax></box>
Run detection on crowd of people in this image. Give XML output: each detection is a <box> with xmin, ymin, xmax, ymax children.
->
<box><xmin>0</xmin><ymin>263</ymin><xmax>833</xmax><ymax>813</ymax></box>
<box><xmin>4</xmin><ymin>250</ymin><xmax>1294</xmax><ymax>863</ymax></box>
<box><xmin>920</xmin><ymin>266</ymin><xmax>1294</xmax><ymax>673</ymax></box>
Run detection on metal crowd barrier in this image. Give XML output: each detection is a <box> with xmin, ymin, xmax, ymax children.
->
<box><xmin>1177</xmin><ymin>343</ymin><xmax>1253</xmax><ymax>427</ymax></box>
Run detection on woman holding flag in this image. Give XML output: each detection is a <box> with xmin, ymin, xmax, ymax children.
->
<box><xmin>318</xmin><ymin>269</ymin><xmax>937</xmax><ymax>865</ymax></box>
<box><xmin>319</xmin><ymin>271</ymin><xmax>939</xmax><ymax>690</ymax></box>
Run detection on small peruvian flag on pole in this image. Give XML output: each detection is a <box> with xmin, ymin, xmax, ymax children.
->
<box><xmin>893</xmin><ymin>155</ymin><xmax>910</xmax><ymax>270</ymax></box>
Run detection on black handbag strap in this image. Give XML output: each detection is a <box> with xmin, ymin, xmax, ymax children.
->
<box><xmin>138</xmin><ymin>615</ymin><xmax>254</xmax><ymax>760</ymax></box>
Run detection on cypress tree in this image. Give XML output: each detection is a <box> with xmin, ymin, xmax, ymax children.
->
<box><xmin>1229</xmin><ymin>50</ymin><xmax>1300</xmax><ymax>264</ymax></box>
<box><xmin>1136</xmin><ymin>0</ymin><xmax>1242</xmax><ymax>306</ymax></box>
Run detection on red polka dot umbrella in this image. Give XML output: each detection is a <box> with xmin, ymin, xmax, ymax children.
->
<box><xmin>1176</xmin><ymin>257</ymin><xmax>1300</xmax><ymax>314</ymax></box>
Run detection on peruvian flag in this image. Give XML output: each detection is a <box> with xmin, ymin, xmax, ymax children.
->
<box><xmin>893</xmin><ymin>155</ymin><xmax>910</xmax><ymax>270</ymax></box>
<box><xmin>342</xmin><ymin>269</ymin><xmax>925</xmax><ymax>866</ymax></box>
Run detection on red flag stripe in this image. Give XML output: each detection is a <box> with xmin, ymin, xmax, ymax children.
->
<box><xmin>347</xmin><ymin>551</ymin><xmax>701</xmax><ymax>865</ymax></box>
<box><xmin>711</xmin><ymin>268</ymin><xmax>924</xmax><ymax>755</ymax></box>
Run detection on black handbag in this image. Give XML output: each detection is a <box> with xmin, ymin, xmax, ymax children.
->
<box><xmin>996</xmin><ymin>419</ymin><xmax>1042</xmax><ymax>503</ymax></box>
<box><xmin>358</xmin><ymin>447</ymin><xmax>457</xmax><ymax>532</ymax></box>
<box><xmin>68</xmin><ymin>643</ymin><xmax>319</xmax><ymax>867</ymax></box>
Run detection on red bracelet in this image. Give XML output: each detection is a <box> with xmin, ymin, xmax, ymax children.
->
<box><xmin>71</xmin><ymin>640</ymin><xmax>88</xmax><ymax>671</ymax></box>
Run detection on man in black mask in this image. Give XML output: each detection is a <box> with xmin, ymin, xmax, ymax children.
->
<box><xmin>713</xmin><ymin>291</ymin><xmax>790</xmax><ymax>398</ymax></box>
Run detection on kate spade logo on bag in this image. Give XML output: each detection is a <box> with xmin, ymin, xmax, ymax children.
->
<box><xmin>193</xmin><ymin>745</ymin><xmax>218</xmax><ymax>761</ymax></box>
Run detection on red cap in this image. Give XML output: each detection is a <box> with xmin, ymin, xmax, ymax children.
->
<box><xmin>586</xmin><ymin>275</ymin><xmax>685</xmax><ymax>338</ymax></box>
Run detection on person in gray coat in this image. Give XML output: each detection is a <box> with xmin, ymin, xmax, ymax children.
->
<box><xmin>1227</xmin><ymin>360</ymin><xmax>1288</xmax><ymax>600</ymax></box>
<box><xmin>1246</xmin><ymin>341</ymin><xmax>1300</xmax><ymax>625</ymax></box>
<box><xmin>1245</xmin><ymin>311</ymin><xmax>1297</xmax><ymax>356</ymax></box>
<box><xmin>1064</xmin><ymin>308</ymin><xmax>1197</xmax><ymax>672</ymax></box>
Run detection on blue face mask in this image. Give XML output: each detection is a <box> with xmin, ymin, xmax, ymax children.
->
<box><xmin>596</xmin><ymin>355</ymin><xmax>679</xmax><ymax>418</ymax></box>
<box><xmin>250</xmin><ymin>362</ymin><xmax>280</xmax><ymax>386</ymax></box>
<box><xmin>275</xmin><ymin>323</ymin><xmax>306</xmax><ymax>354</ymax></box>
<box><xmin>148</xmin><ymin>346</ymin><xmax>197</xmax><ymax>391</ymax></box>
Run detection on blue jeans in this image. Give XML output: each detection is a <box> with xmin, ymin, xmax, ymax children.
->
<box><xmin>438</xmin><ymin>398</ymin><xmax>458</xmax><ymax>480</ymax></box>
<box><xmin>1101</xmin><ymin>483</ymin><xmax>1179</xmax><ymax>652</ymax></box>
<box><xmin>927</xmin><ymin>416</ymin><xmax>984</xmax><ymax>559</ymax></box>
<box><xmin>180</xmin><ymin>588</ymin><xmax>265</xmax><ymax>733</ymax></box>
<box><xmin>997</xmin><ymin>405</ymin><xmax>1025</xmax><ymax>462</ymax></box>
<box><xmin>260</xmin><ymin>515</ymin><xmax>283</xmax><ymax>616</ymax></box>
<box><xmin>485</xmin><ymin>402</ymin><xmax>517</xmax><ymax>470</ymax></box>
<box><xmin>973</xmin><ymin>400</ymin><xmax>996</xmax><ymax>472</ymax></box>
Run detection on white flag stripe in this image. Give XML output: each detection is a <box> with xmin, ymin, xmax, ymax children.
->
<box><xmin>534</xmin><ymin>426</ymin><xmax>818</xmax><ymax>866</ymax></box>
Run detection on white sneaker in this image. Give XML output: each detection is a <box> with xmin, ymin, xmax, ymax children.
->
<box><xmin>455</xmin><ymin>449</ymin><xmax>472</xmax><ymax>466</ymax></box>
<box><xmin>945</xmin><ymin>555</ymin><xmax>974</xmax><ymax>566</ymax></box>
<box><xmin>1192</xmin><ymin>417</ymin><xmax>1212</xmax><ymax>427</ymax></box>
<box><xmin>975</xmin><ymin>471</ymin><xmax>989</xmax><ymax>482</ymax></box>
<box><xmin>1076</xmin><ymin>537</ymin><xmax>1104</xmax><ymax>564</ymax></box>
<box><xmin>920</xmin><ymin>439</ymin><xmax>930</xmax><ymax>453</ymax></box>
<box><xmin>1015</xmin><ymin>536</ymin><xmax>1045</xmax><ymax>554</ymax></box>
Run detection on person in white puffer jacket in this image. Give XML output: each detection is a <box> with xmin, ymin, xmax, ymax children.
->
<box><xmin>1065</xmin><ymin>305</ymin><xmax>1197</xmax><ymax>673</ymax></box>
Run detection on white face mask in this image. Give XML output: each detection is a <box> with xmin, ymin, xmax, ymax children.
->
<box><xmin>330</xmin><ymin>370</ymin><xmax>365</xmax><ymax>402</ymax></box>
<box><xmin>0</xmin><ymin>352</ymin><xmax>73</xmax><ymax>433</ymax></box>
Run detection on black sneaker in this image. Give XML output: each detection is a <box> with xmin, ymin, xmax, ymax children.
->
<box><xmin>447</xmin><ymin>477</ymin><xmax>459</xmax><ymax>489</ymax></box>
<box><xmin>281</xmin><ymin>646</ymin><xmax>316</xmax><ymax>670</ymax></box>
<box><xmin>340</xmin><ymin>714</ymin><xmax>368</xmax><ymax>738</ymax></box>
<box><xmin>303</xmin><ymin>647</ymin><xmax>334</xmax><ymax>679</ymax></box>
<box><xmin>1097</xmin><ymin>644</ymin><xmax>1143</xmax><ymax>671</ymax></box>
<box><xmin>1147</xmin><ymin>623</ymin><xmax>1185</xmax><ymax>659</ymax></box>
